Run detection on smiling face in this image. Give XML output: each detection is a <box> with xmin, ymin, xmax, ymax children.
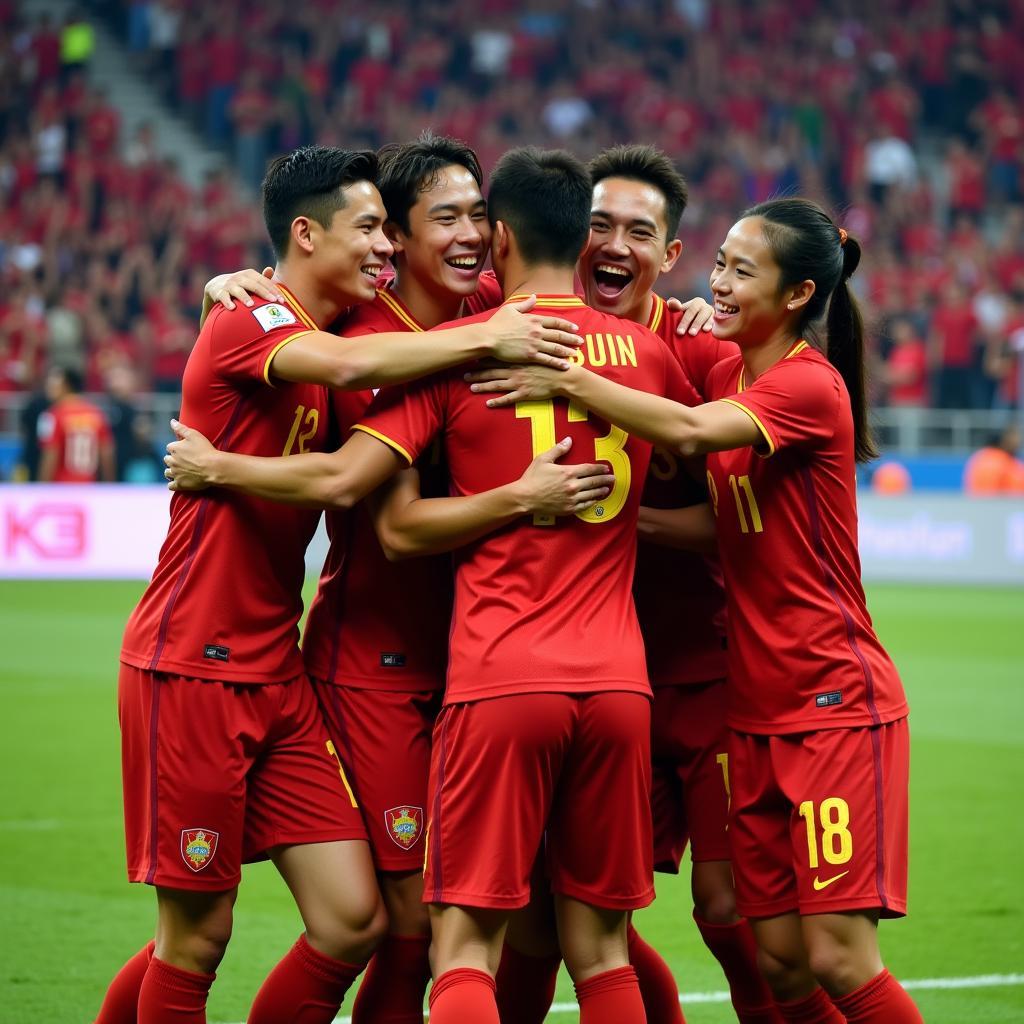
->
<box><xmin>390</xmin><ymin>164</ymin><xmax>490</xmax><ymax>300</ymax></box>
<box><xmin>312</xmin><ymin>179</ymin><xmax>393</xmax><ymax>304</ymax></box>
<box><xmin>581</xmin><ymin>177</ymin><xmax>681</xmax><ymax>322</ymax></box>
<box><xmin>709</xmin><ymin>216</ymin><xmax>807</xmax><ymax>347</ymax></box>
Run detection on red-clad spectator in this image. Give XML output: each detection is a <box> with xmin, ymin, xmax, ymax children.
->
<box><xmin>228</xmin><ymin>69</ymin><xmax>271</xmax><ymax>190</ymax></box>
<box><xmin>30</xmin><ymin>13</ymin><xmax>61</xmax><ymax>87</ymax></box>
<box><xmin>930</xmin><ymin>281</ymin><xmax>979</xmax><ymax>408</ymax></box>
<box><xmin>945</xmin><ymin>139</ymin><xmax>986</xmax><ymax>220</ymax></box>
<box><xmin>869</xmin><ymin>75</ymin><xmax>920</xmax><ymax>141</ymax></box>
<box><xmin>884</xmin><ymin>318</ymin><xmax>929</xmax><ymax>406</ymax></box>
<box><xmin>985</xmin><ymin>297</ymin><xmax>1024</xmax><ymax>410</ymax></box>
<box><xmin>82</xmin><ymin>85</ymin><xmax>120</xmax><ymax>157</ymax></box>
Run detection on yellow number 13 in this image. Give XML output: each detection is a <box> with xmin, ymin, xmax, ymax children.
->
<box><xmin>516</xmin><ymin>399</ymin><xmax>631</xmax><ymax>525</ymax></box>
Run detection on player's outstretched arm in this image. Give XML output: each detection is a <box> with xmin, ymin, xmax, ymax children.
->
<box><xmin>368</xmin><ymin>437</ymin><xmax>615</xmax><ymax>560</ymax></box>
<box><xmin>637</xmin><ymin>503</ymin><xmax>718</xmax><ymax>554</ymax></box>
<box><xmin>269</xmin><ymin>296</ymin><xmax>583</xmax><ymax>391</ymax></box>
<box><xmin>164</xmin><ymin>419</ymin><xmax>405</xmax><ymax>509</ymax></box>
<box><xmin>467</xmin><ymin>363</ymin><xmax>762</xmax><ymax>457</ymax></box>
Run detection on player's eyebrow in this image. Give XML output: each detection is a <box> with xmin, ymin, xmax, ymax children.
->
<box><xmin>591</xmin><ymin>208</ymin><xmax>659</xmax><ymax>233</ymax></box>
<box><xmin>353</xmin><ymin>212</ymin><xmax>384</xmax><ymax>227</ymax></box>
<box><xmin>718</xmin><ymin>246</ymin><xmax>758</xmax><ymax>268</ymax></box>
<box><xmin>427</xmin><ymin>199</ymin><xmax>487</xmax><ymax>216</ymax></box>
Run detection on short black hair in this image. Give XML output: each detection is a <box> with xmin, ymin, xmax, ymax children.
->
<box><xmin>588</xmin><ymin>144</ymin><xmax>689</xmax><ymax>239</ymax></box>
<box><xmin>50</xmin><ymin>365</ymin><xmax>83</xmax><ymax>394</ymax></box>
<box><xmin>487</xmin><ymin>148</ymin><xmax>591</xmax><ymax>268</ymax></box>
<box><xmin>261</xmin><ymin>146</ymin><xmax>378</xmax><ymax>259</ymax></box>
<box><xmin>376</xmin><ymin>131</ymin><xmax>483</xmax><ymax>234</ymax></box>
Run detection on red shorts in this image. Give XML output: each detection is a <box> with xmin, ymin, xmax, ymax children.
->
<box><xmin>424</xmin><ymin>692</ymin><xmax>654</xmax><ymax>912</ymax></box>
<box><xmin>119</xmin><ymin>664</ymin><xmax>366</xmax><ymax>891</ymax></box>
<box><xmin>312</xmin><ymin>679</ymin><xmax>441</xmax><ymax>872</ymax></box>
<box><xmin>650</xmin><ymin>680</ymin><xmax>731</xmax><ymax>872</ymax></box>
<box><xmin>728</xmin><ymin>719</ymin><xmax>909</xmax><ymax>919</ymax></box>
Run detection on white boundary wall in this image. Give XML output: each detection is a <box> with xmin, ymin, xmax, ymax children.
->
<box><xmin>0</xmin><ymin>485</ymin><xmax>1021</xmax><ymax>586</ymax></box>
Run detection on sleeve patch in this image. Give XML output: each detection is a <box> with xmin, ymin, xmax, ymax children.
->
<box><xmin>251</xmin><ymin>304</ymin><xmax>298</xmax><ymax>332</ymax></box>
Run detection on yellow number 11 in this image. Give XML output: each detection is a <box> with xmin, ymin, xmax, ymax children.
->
<box><xmin>515</xmin><ymin>399</ymin><xmax>631</xmax><ymax>525</ymax></box>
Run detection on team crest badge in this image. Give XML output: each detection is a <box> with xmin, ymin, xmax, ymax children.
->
<box><xmin>180</xmin><ymin>828</ymin><xmax>219</xmax><ymax>872</ymax></box>
<box><xmin>384</xmin><ymin>806</ymin><xmax>423</xmax><ymax>850</ymax></box>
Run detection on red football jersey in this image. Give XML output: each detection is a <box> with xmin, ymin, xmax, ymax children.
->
<box><xmin>465</xmin><ymin>269</ymin><xmax>504</xmax><ymax>315</ymax></box>
<box><xmin>302</xmin><ymin>287</ymin><xmax>453</xmax><ymax>692</ymax></box>
<box><xmin>356</xmin><ymin>294</ymin><xmax>700</xmax><ymax>705</ymax></box>
<box><xmin>705</xmin><ymin>341</ymin><xmax>909</xmax><ymax>734</ymax></box>
<box><xmin>121</xmin><ymin>286</ymin><xmax>330</xmax><ymax>683</ymax></box>
<box><xmin>37</xmin><ymin>395</ymin><xmax>113</xmax><ymax>482</ymax></box>
<box><xmin>633</xmin><ymin>294</ymin><xmax>738</xmax><ymax>686</ymax></box>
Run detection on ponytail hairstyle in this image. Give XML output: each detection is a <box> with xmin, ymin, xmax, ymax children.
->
<box><xmin>743</xmin><ymin>197</ymin><xmax>878</xmax><ymax>463</ymax></box>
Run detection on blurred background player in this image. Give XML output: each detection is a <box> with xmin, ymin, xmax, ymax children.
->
<box><xmin>37</xmin><ymin>365</ymin><xmax>115</xmax><ymax>482</ymax></box>
<box><xmin>469</xmin><ymin>197</ymin><xmax>925</xmax><ymax>1024</ymax></box>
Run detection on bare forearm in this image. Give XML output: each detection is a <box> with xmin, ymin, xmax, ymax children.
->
<box><xmin>375</xmin><ymin>482</ymin><xmax>529</xmax><ymax>559</ymax></box>
<box><xmin>560</xmin><ymin>366</ymin><xmax>704</xmax><ymax>454</ymax></box>
<box><xmin>637</xmin><ymin>504</ymin><xmax>718</xmax><ymax>554</ymax></box>
<box><xmin>335</xmin><ymin>325</ymin><xmax>491</xmax><ymax>390</ymax></box>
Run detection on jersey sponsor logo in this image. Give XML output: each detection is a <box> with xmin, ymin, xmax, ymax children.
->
<box><xmin>180</xmin><ymin>828</ymin><xmax>219</xmax><ymax>872</ymax></box>
<box><xmin>815</xmin><ymin>690</ymin><xmax>843</xmax><ymax>708</ymax></box>
<box><xmin>252</xmin><ymin>303</ymin><xmax>298</xmax><ymax>332</ymax></box>
<box><xmin>812</xmin><ymin>870</ymin><xmax>849</xmax><ymax>891</ymax></box>
<box><xmin>203</xmin><ymin>644</ymin><xmax>230</xmax><ymax>662</ymax></box>
<box><xmin>380</xmin><ymin>652</ymin><xmax>406</xmax><ymax>668</ymax></box>
<box><xmin>385</xmin><ymin>805</ymin><xmax>423</xmax><ymax>850</ymax></box>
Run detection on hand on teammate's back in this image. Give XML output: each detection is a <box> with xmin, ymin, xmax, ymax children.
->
<box><xmin>206</xmin><ymin>267</ymin><xmax>282</xmax><ymax>311</ymax></box>
<box><xmin>482</xmin><ymin>296</ymin><xmax>583</xmax><ymax>370</ymax></box>
<box><xmin>515</xmin><ymin>437</ymin><xmax>615</xmax><ymax>517</ymax></box>
<box><xmin>164</xmin><ymin>419</ymin><xmax>217</xmax><ymax>491</ymax></box>
<box><xmin>467</xmin><ymin>362</ymin><xmax>566</xmax><ymax>406</ymax></box>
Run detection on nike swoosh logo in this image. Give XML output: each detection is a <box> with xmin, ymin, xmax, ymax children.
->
<box><xmin>813</xmin><ymin>870</ymin><xmax>850</xmax><ymax>891</ymax></box>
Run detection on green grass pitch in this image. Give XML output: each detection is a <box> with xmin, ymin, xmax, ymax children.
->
<box><xmin>1</xmin><ymin>580</ymin><xmax>1022</xmax><ymax>1022</ymax></box>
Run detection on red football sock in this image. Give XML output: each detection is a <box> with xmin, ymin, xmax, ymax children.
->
<box><xmin>428</xmin><ymin>968</ymin><xmax>500</xmax><ymax>1024</ymax></box>
<box><xmin>247</xmin><ymin>934</ymin><xmax>364</xmax><ymax>1024</ymax></box>
<box><xmin>695</xmin><ymin>914</ymin><xmax>783</xmax><ymax>1023</ymax></box>
<box><xmin>575</xmin><ymin>965</ymin><xmax>647</xmax><ymax>1024</ymax></box>
<box><xmin>775</xmin><ymin>987</ymin><xmax>845</xmax><ymax>1024</ymax></box>
<box><xmin>495</xmin><ymin>943</ymin><xmax>562</xmax><ymax>1024</ymax></box>
<box><xmin>95</xmin><ymin>941</ymin><xmax>156</xmax><ymax>1023</ymax></box>
<box><xmin>832</xmin><ymin>969</ymin><xmax>924</xmax><ymax>1023</ymax></box>
<box><xmin>351</xmin><ymin>933</ymin><xmax>431</xmax><ymax>1024</ymax></box>
<box><xmin>627</xmin><ymin>924</ymin><xmax>686</xmax><ymax>1024</ymax></box>
<box><xmin>136</xmin><ymin>956</ymin><xmax>215</xmax><ymax>1023</ymax></box>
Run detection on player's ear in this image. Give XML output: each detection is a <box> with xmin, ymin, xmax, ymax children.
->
<box><xmin>291</xmin><ymin>216</ymin><xmax>315</xmax><ymax>255</ymax></box>
<box><xmin>662</xmin><ymin>238</ymin><xmax>683</xmax><ymax>274</ymax></box>
<box><xmin>383</xmin><ymin>219</ymin><xmax>405</xmax><ymax>255</ymax></box>
<box><xmin>493</xmin><ymin>220</ymin><xmax>510</xmax><ymax>260</ymax></box>
<box><xmin>786</xmin><ymin>278</ymin><xmax>815</xmax><ymax>313</ymax></box>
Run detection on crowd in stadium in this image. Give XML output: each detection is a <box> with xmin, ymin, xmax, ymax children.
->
<box><xmin>1</xmin><ymin>0</ymin><xmax>1022</xmax><ymax>410</ymax></box>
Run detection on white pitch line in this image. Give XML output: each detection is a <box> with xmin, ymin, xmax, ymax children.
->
<box><xmin>217</xmin><ymin>972</ymin><xmax>1024</xmax><ymax>1024</ymax></box>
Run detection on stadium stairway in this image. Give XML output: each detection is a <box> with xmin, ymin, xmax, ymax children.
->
<box><xmin>22</xmin><ymin>0</ymin><xmax>223</xmax><ymax>187</ymax></box>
